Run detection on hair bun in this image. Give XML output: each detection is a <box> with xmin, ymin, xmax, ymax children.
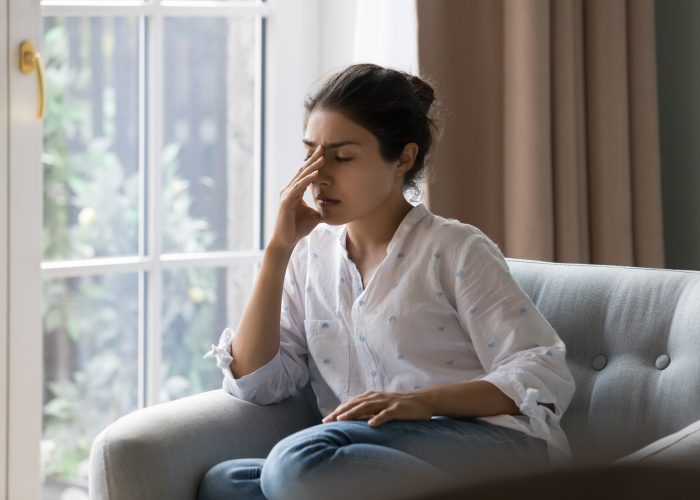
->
<box><xmin>407</xmin><ymin>74</ymin><xmax>436</xmax><ymax>113</ymax></box>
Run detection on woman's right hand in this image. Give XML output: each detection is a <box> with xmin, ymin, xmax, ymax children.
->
<box><xmin>268</xmin><ymin>144</ymin><xmax>325</xmax><ymax>252</ymax></box>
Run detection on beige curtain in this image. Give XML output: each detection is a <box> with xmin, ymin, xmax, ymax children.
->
<box><xmin>417</xmin><ymin>0</ymin><xmax>664</xmax><ymax>267</ymax></box>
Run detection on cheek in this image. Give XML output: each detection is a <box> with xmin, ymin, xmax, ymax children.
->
<box><xmin>346</xmin><ymin>163</ymin><xmax>393</xmax><ymax>185</ymax></box>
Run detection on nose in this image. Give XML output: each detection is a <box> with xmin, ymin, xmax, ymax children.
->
<box><xmin>312</xmin><ymin>163</ymin><xmax>331</xmax><ymax>185</ymax></box>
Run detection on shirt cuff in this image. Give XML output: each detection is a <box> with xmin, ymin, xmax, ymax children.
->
<box><xmin>203</xmin><ymin>327</ymin><xmax>286</xmax><ymax>401</ymax></box>
<box><xmin>480</xmin><ymin>371</ymin><xmax>563</xmax><ymax>447</ymax></box>
<box><xmin>203</xmin><ymin>327</ymin><xmax>235</xmax><ymax>370</ymax></box>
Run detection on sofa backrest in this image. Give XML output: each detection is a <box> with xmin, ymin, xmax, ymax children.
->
<box><xmin>507</xmin><ymin>258</ymin><xmax>700</xmax><ymax>463</ymax></box>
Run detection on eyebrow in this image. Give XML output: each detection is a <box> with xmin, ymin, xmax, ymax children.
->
<box><xmin>302</xmin><ymin>139</ymin><xmax>362</xmax><ymax>150</ymax></box>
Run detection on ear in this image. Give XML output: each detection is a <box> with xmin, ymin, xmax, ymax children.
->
<box><xmin>394</xmin><ymin>142</ymin><xmax>419</xmax><ymax>177</ymax></box>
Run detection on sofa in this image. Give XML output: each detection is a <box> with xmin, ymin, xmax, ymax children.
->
<box><xmin>89</xmin><ymin>258</ymin><xmax>700</xmax><ymax>499</ymax></box>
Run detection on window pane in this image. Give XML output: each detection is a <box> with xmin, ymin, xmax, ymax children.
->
<box><xmin>162</xmin><ymin>17</ymin><xmax>257</xmax><ymax>253</ymax></box>
<box><xmin>161</xmin><ymin>264</ymin><xmax>254</xmax><ymax>402</ymax></box>
<box><xmin>43</xmin><ymin>17</ymin><xmax>141</xmax><ymax>261</ymax></box>
<box><xmin>42</xmin><ymin>273</ymin><xmax>139</xmax><ymax>498</ymax></box>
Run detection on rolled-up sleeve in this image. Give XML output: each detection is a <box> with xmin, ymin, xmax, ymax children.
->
<box><xmin>452</xmin><ymin>232</ymin><xmax>576</xmax><ymax>442</ymax></box>
<box><xmin>204</xmin><ymin>244</ymin><xmax>310</xmax><ymax>405</ymax></box>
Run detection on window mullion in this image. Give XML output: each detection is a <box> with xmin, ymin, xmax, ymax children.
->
<box><xmin>254</xmin><ymin>15</ymin><xmax>264</xmax><ymax>250</ymax></box>
<box><xmin>145</xmin><ymin>9</ymin><xmax>164</xmax><ymax>407</ymax></box>
<box><xmin>137</xmin><ymin>14</ymin><xmax>148</xmax><ymax>410</ymax></box>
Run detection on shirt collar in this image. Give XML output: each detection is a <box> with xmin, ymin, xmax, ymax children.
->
<box><xmin>335</xmin><ymin>202</ymin><xmax>429</xmax><ymax>256</ymax></box>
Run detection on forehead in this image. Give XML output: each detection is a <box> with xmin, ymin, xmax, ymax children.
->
<box><xmin>303</xmin><ymin>109</ymin><xmax>372</xmax><ymax>149</ymax></box>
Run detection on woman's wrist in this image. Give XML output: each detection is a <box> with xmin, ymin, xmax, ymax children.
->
<box><xmin>265</xmin><ymin>241</ymin><xmax>294</xmax><ymax>260</ymax></box>
<box><xmin>411</xmin><ymin>389</ymin><xmax>437</xmax><ymax>417</ymax></box>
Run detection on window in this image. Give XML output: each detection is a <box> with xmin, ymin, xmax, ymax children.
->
<box><xmin>37</xmin><ymin>0</ymin><xmax>317</xmax><ymax>496</ymax></box>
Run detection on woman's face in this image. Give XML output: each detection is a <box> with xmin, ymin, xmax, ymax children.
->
<box><xmin>303</xmin><ymin>108</ymin><xmax>409</xmax><ymax>225</ymax></box>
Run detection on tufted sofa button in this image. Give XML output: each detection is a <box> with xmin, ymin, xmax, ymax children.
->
<box><xmin>655</xmin><ymin>354</ymin><xmax>670</xmax><ymax>370</ymax></box>
<box><xmin>592</xmin><ymin>354</ymin><xmax>607</xmax><ymax>370</ymax></box>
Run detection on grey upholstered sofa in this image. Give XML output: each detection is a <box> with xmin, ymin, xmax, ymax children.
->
<box><xmin>89</xmin><ymin>259</ymin><xmax>700</xmax><ymax>499</ymax></box>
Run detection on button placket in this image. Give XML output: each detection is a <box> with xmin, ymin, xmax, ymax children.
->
<box><xmin>355</xmin><ymin>317</ymin><xmax>380</xmax><ymax>390</ymax></box>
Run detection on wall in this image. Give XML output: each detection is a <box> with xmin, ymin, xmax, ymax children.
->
<box><xmin>655</xmin><ymin>0</ymin><xmax>700</xmax><ymax>271</ymax></box>
<box><xmin>318</xmin><ymin>1</ymin><xmax>358</xmax><ymax>81</ymax></box>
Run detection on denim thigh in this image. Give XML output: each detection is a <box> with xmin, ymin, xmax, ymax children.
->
<box><xmin>259</xmin><ymin>417</ymin><xmax>548</xmax><ymax>500</ymax></box>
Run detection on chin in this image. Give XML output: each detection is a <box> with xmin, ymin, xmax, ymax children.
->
<box><xmin>318</xmin><ymin>211</ymin><xmax>350</xmax><ymax>226</ymax></box>
<box><xmin>316</xmin><ymin>204</ymin><xmax>348</xmax><ymax>226</ymax></box>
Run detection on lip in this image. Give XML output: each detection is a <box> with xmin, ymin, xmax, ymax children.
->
<box><xmin>317</xmin><ymin>198</ymin><xmax>340</xmax><ymax>208</ymax></box>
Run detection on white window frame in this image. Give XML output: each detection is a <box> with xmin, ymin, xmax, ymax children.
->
<box><xmin>1</xmin><ymin>1</ymin><xmax>9</xmax><ymax>497</ymax></box>
<box><xmin>6</xmin><ymin>0</ymin><xmax>322</xmax><ymax>498</ymax></box>
<box><xmin>7</xmin><ymin>0</ymin><xmax>43</xmax><ymax>497</ymax></box>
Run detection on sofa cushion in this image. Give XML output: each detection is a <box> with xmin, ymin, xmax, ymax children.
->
<box><xmin>615</xmin><ymin>419</ymin><xmax>700</xmax><ymax>468</ymax></box>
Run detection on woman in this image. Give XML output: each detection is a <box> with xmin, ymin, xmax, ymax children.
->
<box><xmin>201</xmin><ymin>63</ymin><xmax>576</xmax><ymax>500</ymax></box>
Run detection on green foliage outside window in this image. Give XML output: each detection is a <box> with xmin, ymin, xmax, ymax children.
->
<box><xmin>41</xmin><ymin>23</ymin><xmax>223</xmax><ymax>487</ymax></box>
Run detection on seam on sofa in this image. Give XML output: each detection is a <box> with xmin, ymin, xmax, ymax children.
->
<box><xmin>505</xmin><ymin>258</ymin><xmax>700</xmax><ymax>275</ymax></box>
<box><xmin>634</xmin><ymin>426</ymin><xmax>700</xmax><ymax>463</ymax></box>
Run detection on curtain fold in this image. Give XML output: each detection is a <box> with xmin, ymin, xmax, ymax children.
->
<box><xmin>417</xmin><ymin>0</ymin><xmax>664</xmax><ymax>267</ymax></box>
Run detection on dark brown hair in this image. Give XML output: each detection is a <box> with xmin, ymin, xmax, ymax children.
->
<box><xmin>303</xmin><ymin>63</ymin><xmax>442</xmax><ymax>200</ymax></box>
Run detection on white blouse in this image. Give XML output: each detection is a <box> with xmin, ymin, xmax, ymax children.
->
<box><xmin>205</xmin><ymin>202</ymin><xmax>576</xmax><ymax>465</ymax></box>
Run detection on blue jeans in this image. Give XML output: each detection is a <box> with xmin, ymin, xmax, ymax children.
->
<box><xmin>198</xmin><ymin>417</ymin><xmax>549</xmax><ymax>500</ymax></box>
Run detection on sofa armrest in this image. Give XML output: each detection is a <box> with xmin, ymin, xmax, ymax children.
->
<box><xmin>614</xmin><ymin>419</ymin><xmax>700</xmax><ymax>468</ymax></box>
<box><xmin>89</xmin><ymin>385</ymin><xmax>321</xmax><ymax>500</ymax></box>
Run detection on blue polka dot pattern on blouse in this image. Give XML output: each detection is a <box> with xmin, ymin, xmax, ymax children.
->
<box><xmin>323</xmin><ymin>358</ymin><xmax>331</xmax><ymax>364</ymax></box>
<box><xmin>519</xmin><ymin>307</ymin><xmax>528</xmax><ymax>314</ymax></box>
<box><xmin>389</xmin><ymin>315</ymin><xmax>397</xmax><ymax>323</ymax></box>
<box><xmin>436</xmin><ymin>291</ymin><xmax>444</xmax><ymax>298</ymax></box>
<box><xmin>398</xmin><ymin>252</ymin><xmax>405</xmax><ymax>258</ymax></box>
<box><xmin>340</xmin><ymin>277</ymin><xmax>345</xmax><ymax>283</ymax></box>
<box><xmin>203</xmin><ymin>203</ymin><xmax>576</xmax><ymax>464</ymax></box>
<box><xmin>321</xmin><ymin>322</ymin><xmax>330</xmax><ymax>328</ymax></box>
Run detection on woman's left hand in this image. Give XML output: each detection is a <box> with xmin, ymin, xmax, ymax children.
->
<box><xmin>322</xmin><ymin>390</ymin><xmax>433</xmax><ymax>427</ymax></box>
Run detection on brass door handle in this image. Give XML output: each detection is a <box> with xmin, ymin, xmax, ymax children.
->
<box><xmin>20</xmin><ymin>40</ymin><xmax>45</xmax><ymax>119</ymax></box>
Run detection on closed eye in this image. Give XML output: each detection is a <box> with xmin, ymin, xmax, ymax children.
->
<box><xmin>303</xmin><ymin>155</ymin><xmax>354</xmax><ymax>162</ymax></box>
